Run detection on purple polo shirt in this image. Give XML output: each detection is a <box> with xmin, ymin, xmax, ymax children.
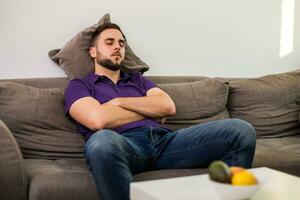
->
<box><xmin>64</xmin><ymin>71</ymin><xmax>162</xmax><ymax>139</ymax></box>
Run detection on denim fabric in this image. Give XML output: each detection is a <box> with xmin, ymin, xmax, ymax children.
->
<box><xmin>84</xmin><ymin>119</ymin><xmax>256</xmax><ymax>200</ymax></box>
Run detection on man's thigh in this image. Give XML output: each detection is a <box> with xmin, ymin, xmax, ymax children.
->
<box><xmin>154</xmin><ymin>119</ymin><xmax>245</xmax><ymax>169</ymax></box>
<box><xmin>85</xmin><ymin>128</ymin><xmax>154</xmax><ymax>174</ymax></box>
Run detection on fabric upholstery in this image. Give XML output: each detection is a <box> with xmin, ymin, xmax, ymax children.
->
<box><xmin>158</xmin><ymin>79</ymin><xmax>230</xmax><ymax>130</ymax></box>
<box><xmin>1</xmin><ymin>72</ymin><xmax>300</xmax><ymax>200</ymax></box>
<box><xmin>24</xmin><ymin>159</ymin><xmax>207</xmax><ymax>200</ymax></box>
<box><xmin>0</xmin><ymin>77</ymin><xmax>69</xmax><ymax>90</ymax></box>
<box><xmin>0</xmin><ymin>82</ymin><xmax>85</xmax><ymax>159</ymax></box>
<box><xmin>228</xmin><ymin>71</ymin><xmax>300</xmax><ymax>138</ymax></box>
<box><xmin>48</xmin><ymin>14</ymin><xmax>149</xmax><ymax>80</ymax></box>
<box><xmin>253</xmin><ymin>135</ymin><xmax>300</xmax><ymax>176</ymax></box>
<box><xmin>25</xmin><ymin>159</ymin><xmax>99</xmax><ymax>200</ymax></box>
<box><xmin>133</xmin><ymin>168</ymin><xmax>208</xmax><ymax>182</ymax></box>
<box><xmin>0</xmin><ymin>120</ymin><xmax>28</xmax><ymax>200</ymax></box>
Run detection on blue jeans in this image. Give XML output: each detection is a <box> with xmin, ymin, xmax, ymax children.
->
<box><xmin>85</xmin><ymin>119</ymin><xmax>256</xmax><ymax>200</ymax></box>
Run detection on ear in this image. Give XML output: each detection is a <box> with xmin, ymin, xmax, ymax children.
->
<box><xmin>89</xmin><ymin>47</ymin><xmax>96</xmax><ymax>58</ymax></box>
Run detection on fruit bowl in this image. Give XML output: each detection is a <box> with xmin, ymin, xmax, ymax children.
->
<box><xmin>209</xmin><ymin>178</ymin><xmax>261</xmax><ymax>200</ymax></box>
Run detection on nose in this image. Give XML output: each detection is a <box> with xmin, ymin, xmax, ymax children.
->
<box><xmin>114</xmin><ymin>42</ymin><xmax>121</xmax><ymax>50</ymax></box>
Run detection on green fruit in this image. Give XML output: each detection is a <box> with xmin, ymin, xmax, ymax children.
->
<box><xmin>208</xmin><ymin>160</ymin><xmax>231</xmax><ymax>184</ymax></box>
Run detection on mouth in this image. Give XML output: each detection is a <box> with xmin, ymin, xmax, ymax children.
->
<box><xmin>111</xmin><ymin>52</ymin><xmax>122</xmax><ymax>57</ymax></box>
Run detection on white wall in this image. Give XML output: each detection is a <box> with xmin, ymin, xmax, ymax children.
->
<box><xmin>0</xmin><ymin>0</ymin><xmax>299</xmax><ymax>79</ymax></box>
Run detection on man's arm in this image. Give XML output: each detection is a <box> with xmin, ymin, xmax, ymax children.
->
<box><xmin>69</xmin><ymin>97</ymin><xmax>145</xmax><ymax>131</ymax></box>
<box><xmin>106</xmin><ymin>87</ymin><xmax>176</xmax><ymax>119</ymax></box>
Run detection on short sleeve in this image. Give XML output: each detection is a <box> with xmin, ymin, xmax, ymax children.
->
<box><xmin>133</xmin><ymin>72</ymin><xmax>157</xmax><ymax>91</ymax></box>
<box><xmin>64</xmin><ymin>79</ymin><xmax>91</xmax><ymax>114</ymax></box>
<box><xmin>142</xmin><ymin>77</ymin><xmax>157</xmax><ymax>91</ymax></box>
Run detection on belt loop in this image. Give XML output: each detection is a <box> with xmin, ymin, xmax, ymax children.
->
<box><xmin>149</xmin><ymin>126</ymin><xmax>155</xmax><ymax>145</ymax></box>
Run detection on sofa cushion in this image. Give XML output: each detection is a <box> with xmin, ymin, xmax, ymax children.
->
<box><xmin>228</xmin><ymin>71</ymin><xmax>300</xmax><ymax>138</ymax></box>
<box><xmin>133</xmin><ymin>168</ymin><xmax>208</xmax><ymax>182</ymax></box>
<box><xmin>24</xmin><ymin>159</ymin><xmax>99</xmax><ymax>200</ymax></box>
<box><xmin>253</xmin><ymin>135</ymin><xmax>300</xmax><ymax>177</ymax></box>
<box><xmin>48</xmin><ymin>13</ymin><xmax>149</xmax><ymax>80</ymax></box>
<box><xmin>0</xmin><ymin>82</ymin><xmax>85</xmax><ymax>159</ymax></box>
<box><xmin>158</xmin><ymin>79</ymin><xmax>230</xmax><ymax>130</ymax></box>
<box><xmin>24</xmin><ymin>158</ymin><xmax>207</xmax><ymax>200</ymax></box>
<box><xmin>0</xmin><ymin>120</ymin><xmax>28</xmax><ymax>200</ymax></box>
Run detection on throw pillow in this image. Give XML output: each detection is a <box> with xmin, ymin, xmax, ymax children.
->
<box><xmin>158</xmin><ymin>79</ymin><xmax>230</xmax><ymax>130</ymax></box>
<box><xmin>0</xmin><ymin>82</ymin><xmax>85</xmax><ymax>159</ymax></box>
<box><xmin>48</xmin><ymin>13</ymin><xmax>149</xmax><ymax>80</ymax></box>
<box><xmin>228</xmin><ymin>71</ymin><xmax>300</xmax><ymax>138</ymax></box>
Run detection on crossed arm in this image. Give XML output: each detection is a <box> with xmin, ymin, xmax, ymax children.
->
<box><xmin>69</xmin><ymin>87</ymin><xmax>176</xmax><ymax>131</ymax></box>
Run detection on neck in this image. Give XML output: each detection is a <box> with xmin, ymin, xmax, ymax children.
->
<box><xmin>94</xmin><ymin>64</ymin><xmax>120</xmax><ymax>84</ymax></box>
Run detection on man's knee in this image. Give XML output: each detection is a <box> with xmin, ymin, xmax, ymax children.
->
<box><xmin>85</xmin><ymin>129</ymin><xmax>124</xmax><ymax>159</ymax></box>
<box><xmin>229</xmin><ymin>118</ymin><xmax>256</xmax><ymax>145</ymax></box>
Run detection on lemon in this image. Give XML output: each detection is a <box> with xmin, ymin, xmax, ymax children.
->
<box><xmin>231</xmin><ymin>170</ymin><xmax>257</xmax><ymax>185</ymax></box>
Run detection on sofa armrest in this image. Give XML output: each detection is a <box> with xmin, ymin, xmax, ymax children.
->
<box><xmin>0</xmin><ymin>120</ymin><xmax>28</xmax><ymax>200</ymax></box>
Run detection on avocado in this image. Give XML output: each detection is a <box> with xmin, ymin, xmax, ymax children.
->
<box><xmin>208</xmin><ymin>160</ymin><xmax>231</xmax><ymax>184</ymax></box>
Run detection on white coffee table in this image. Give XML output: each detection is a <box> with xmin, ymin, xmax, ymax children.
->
<box><xmin>130</xmin><ymin>167</ymin><xmax>300</xmax><ymax>200</ymax></box>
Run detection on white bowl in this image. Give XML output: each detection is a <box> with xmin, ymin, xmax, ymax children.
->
<box><xmin>209</xmin><ymin>179</ymin><xmax>262</xmax><ymax>200</ymax></box>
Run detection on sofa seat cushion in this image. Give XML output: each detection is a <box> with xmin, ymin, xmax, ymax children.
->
<box><xmin>24</xmin><ymin>159</ymin><xmax>207</xmax><ymax>200</ymax></box>
<box><xmin>158</xmin><ymin>79</ymin><xmax>230</xmax><ymax>130</ymax></box>
<box><xmin>133</xmin><ymin>168</ymin><xmax>208</xmax><ymax>182</ymax></box>
<box><xmin>253</xmin><ymin>135</ymin><xmax>300</xmax><ymax>176</ymax></box>
<box><xmin>0</xmin><ymin>82</ymin><xmax>85</xmax><ymax>159</ymax></box>
<box><xmin>228</xmin><ymin>71</ymin><xmax>300</xmax><ymax>138</ymax></box>
<box><xmin>25</xmin><ymin>159</ymin><xmax>99</xmax><ymax>200</ymax></box>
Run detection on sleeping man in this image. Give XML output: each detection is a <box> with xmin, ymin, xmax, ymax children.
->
<box><xmin>64</xmin><ymin>22</ymin><xmax>256</xmax><ymax>200</ymax></box>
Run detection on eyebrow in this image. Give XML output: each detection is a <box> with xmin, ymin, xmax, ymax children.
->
<box><xmin>105</xmin><ymin>38</ymin><xmax>125</xmax><ymax>43</ymax></box>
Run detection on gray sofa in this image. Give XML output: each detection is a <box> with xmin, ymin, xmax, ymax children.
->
<box><xmin>1</xmin><ymin>71</ymin><xmax>300</xmax><ymax>200</ymax></box>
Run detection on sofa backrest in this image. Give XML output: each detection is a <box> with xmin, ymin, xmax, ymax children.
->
<box><xmin>0</xmin><ymin>76</ymin><xmax>232</xmax><ymax>130</ymax></box>
<box><xmin>227</xmin><ymin>70</ymin><xmax>300</xmax><ymax>138</ymax></box>
<box><xmin>0</xmin><ymin>76</ymin><xmax>231</xmax><ymax>159</ymax></box>
<box><xmin>0</xmin><ymin>77</ymin><xmax>69</xmax><ymax>90</ymax></box>
<box><xmin>1</xmin><ymin>71</ymin><xmax>300</xmax><ymax>159</ymax></box>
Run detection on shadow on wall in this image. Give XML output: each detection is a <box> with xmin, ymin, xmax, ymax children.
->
<box><xmin>279</xmin><ymin>0</ymin><xmax>296</xmax><ymax>58</ymax></box>
<box><xmin>278</xmin><ymin>0</ymin><xmax>299</xmax><ymax>66</ymax></box>
<box><xmin>248</xmin><ymin>0</ymin><xmax>299</xmax><ymax>74</ymax></box>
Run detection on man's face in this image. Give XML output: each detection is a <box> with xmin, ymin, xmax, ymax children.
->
<box><xmin>90</xmin><ymin>28</ymin><xmax>126</xmax><ymax>71</ymax></box>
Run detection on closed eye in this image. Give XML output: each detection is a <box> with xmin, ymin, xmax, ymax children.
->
<box><xmin>104</xmin><ymin>38</ymin><xmax>125</xmax><ymax>47</ymax></box>
<box><xmin>119</xmin><ymin>41</ymin><xmax>125</xmax><ymax>47</ymax></box>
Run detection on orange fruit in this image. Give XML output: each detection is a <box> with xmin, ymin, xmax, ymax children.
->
<box><xmin>230</xmin><ymin>166</ymin><xmax>245</xmax><ymax>175</ymax></box>
<box><xmin>231</xmin><ymin>170</ymin><xmax>257</xmax><ymax>185</ymax></box>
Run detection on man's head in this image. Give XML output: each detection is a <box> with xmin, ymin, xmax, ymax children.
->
<box><xmin>89</xmin><ymin>23</ymin><xmax>126</xmax><ymax>71</ymax></box>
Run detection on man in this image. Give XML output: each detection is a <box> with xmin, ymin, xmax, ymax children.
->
<box><xmin>64</xmin><ymin>23</ymin><xmax>256</xmax><ymax>200</ymax></box>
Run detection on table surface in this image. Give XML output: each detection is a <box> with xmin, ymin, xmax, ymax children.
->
<box><xmin>130</xmin><ymin>167</ymin><xmax>300</xmax><ymax>200</ymax></box>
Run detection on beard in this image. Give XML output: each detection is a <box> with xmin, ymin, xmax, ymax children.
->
<box><xmin>96</xmin><ymin>51</ymin><xmax>123</xmax><ymax>71</ymax></box>
<box><xmin>97</xmin><ymin>58</ymin><xmax>121</xmax><ymax>71</ymax></box>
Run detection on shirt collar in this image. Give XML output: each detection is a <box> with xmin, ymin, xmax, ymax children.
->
<box><xmin>89</xmin><ymin>71</ymin><xmax>131</xmax><ymax>83</ymax></box>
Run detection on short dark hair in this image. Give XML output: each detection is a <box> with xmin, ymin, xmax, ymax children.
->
<box><xmin>91</xmin><ymin>23</ymin><xmax>127</xmax><ymax>46</ymax></box>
